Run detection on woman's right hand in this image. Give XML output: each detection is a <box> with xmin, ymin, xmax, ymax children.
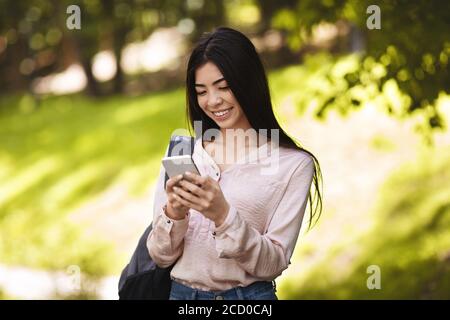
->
<box><xmin>165</xmin><ymin>174</ymin><xmax>190</xmax><ymax>220</ymax></box>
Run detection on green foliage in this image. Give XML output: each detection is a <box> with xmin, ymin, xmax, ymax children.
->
<box><xmin>0</xmin><ymin>89</ymin><xmax>186</xmax><ymax>275</ymax></box>
<box><xmin>271</xmin><ymin>0</ymin><xmax>450</xmax><ymax>131</ymax></box>
<box><xmin>280</xmin><ymin>148</ymin><xmax>450</xmax><ymax>299</ymax></box>
<box><xmin>270</xmin><ymin>52</ymin><xmax>362</xmax><ymax>118</ymax></box>
<box><xmin>270</xmin><ymin>51</ymin><xmax>449</xmax><ymax>145</ymax></box>
<box><xmin>225</xmin><ymin>0</ymin><xmax>261</xmax><ymax>28</ymax></box>
<box><xmin>0</xmin><ymin>0</ymin><xmax>228</xmax><ymax>94</ymax></box>
<box><xmin>370</xmin><ymin>134</ymin><xmax>396</xmax><ymax>152</ymax></box>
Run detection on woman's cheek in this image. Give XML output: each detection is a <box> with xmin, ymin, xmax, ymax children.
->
<box><xmin>198</xmin><ymin>97</ymin><xmax>206</xmax><ymax>109</ymax></box>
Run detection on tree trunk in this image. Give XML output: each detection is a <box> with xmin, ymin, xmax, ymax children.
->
<box><xmin>112</xmin><ymin>28</ymin><xmax>127</xmax><ymax>94</ymax></box>
<box><xmin>81</xmin><ymin>58</ymin><xmax>101</xmax><ymax>97</ymax></box>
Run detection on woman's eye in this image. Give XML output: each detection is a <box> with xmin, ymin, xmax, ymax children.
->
<box><xmin>196</xmin><ymin>86</ymin><xmax>228</xmax><ymax>95</ymax></box>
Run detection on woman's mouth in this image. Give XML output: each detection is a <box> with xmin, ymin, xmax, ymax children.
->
<box><xmin>212</xmin><ymin>107</ymin><xmax>233</xmax><ymax>121</ymax></box>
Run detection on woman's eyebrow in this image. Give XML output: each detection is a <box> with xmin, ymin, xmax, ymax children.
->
<box><xmin>195</xmin><ymin>77</ymin><xmax>226</xmax><ymax>87</ymax></box>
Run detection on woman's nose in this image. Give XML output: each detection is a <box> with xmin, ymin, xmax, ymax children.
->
<box><xmin>207</xmin><ymin>93</ymin><xmax>223</xmax><ymax>107</ymax></box>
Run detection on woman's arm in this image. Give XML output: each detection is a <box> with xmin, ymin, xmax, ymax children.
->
<box><xmin>171</xmin><ymin>154</ymin><xmax>315</xmax><ymax>279</ymax></box>
<box><xmin>214</xmin><ymin>157</ymin><xmax>315</xmax><ymax>279</ymax></box>
<box><xmin>146</xmin><ymin>146</ymin><xmax>190</xmax><ymax>268</ymax></box>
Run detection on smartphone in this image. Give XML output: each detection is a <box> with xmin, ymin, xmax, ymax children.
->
<box><xmin>162</xmin><ymin>155</ymin><xmax>200</xmax><ymax>179</ymax></box>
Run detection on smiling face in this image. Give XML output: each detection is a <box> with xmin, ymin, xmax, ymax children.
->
<box><xmin>195</xmin><ymin>62</ymin><xmax>252</xmax><ymax>131</ymax></box>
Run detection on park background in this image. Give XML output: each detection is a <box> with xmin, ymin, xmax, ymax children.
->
<box><xmin>0</xmin><ymin>0</ymin><xmax>449</xmax><ymax>299</ymax></box>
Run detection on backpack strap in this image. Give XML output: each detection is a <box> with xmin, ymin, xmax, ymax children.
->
<box><xmin>163</xmin><ymin>135</ymin><xmax>195</xmax><ymax>189</ymax></box>
<box><xmin>118</xmin><ymin>135</ymin><xmax>195</xmax><ymax>299</ymax></box>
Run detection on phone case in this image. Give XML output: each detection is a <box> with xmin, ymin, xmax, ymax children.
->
<box><xmin>162</xmin><ymin>155</ymin><xmax>200</xmax><ymax>178</ymax></box>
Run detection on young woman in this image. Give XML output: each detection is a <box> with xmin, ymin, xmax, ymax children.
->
<box><xmin>147</xmin><ymin>27</ymin><xmax>322</xmax><ymax>300</ymax></box>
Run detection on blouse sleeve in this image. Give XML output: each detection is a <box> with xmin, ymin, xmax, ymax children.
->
<box><xmin>146</xmin><ymin>145</ymin><xmax>190</xmax><ymax>268</ymax></box>
<box><xmin>213</xmin><ymin>156</ymin><xmax>315</xmax><ymax>279</ymax></box>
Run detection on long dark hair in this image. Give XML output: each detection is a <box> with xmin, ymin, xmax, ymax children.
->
<box><xmin>185</xmin><ymin>27</ymin><xmax>323</xmax><ymax>230</ymax></box>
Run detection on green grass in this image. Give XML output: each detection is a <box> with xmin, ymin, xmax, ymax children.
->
<box><xmin>0</xmin><ymin>89</ymin><xmax>187</xmax><ymax>276</ymax></box>
<box><xmin>280</xmin><ymin>147</ymin><xmax>450</xmax><ymax>299</ymax></box>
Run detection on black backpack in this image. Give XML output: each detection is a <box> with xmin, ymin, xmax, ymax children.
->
<box><xmin>118</xmin><ymin>135</ymin><xmax>195</xmax><ymax>300</ymax></box>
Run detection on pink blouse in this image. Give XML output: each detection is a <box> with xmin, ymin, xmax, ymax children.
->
<box><xmin>147</xmin><ymin>137</ymin><xmax>314</xmax><ymax>291</ymax></box>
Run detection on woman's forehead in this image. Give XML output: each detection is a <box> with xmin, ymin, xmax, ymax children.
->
<box><xmin>195</xmin><ymin>62</ymin><xmax>225</xmax><ymax>84</ymax></box>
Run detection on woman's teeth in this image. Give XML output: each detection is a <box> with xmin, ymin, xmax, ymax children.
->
<box><xmin>213</xmin><ymin>109</ymin><xmax>231</xmax><ymax>116</ymax></box>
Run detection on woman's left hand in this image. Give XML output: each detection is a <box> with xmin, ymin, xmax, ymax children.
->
<box><xmin>172</xmin><ymin>172</ymin><xmax>230</xmax><ymax>227</ymax></box>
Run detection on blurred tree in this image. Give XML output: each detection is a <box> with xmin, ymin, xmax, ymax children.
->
<box><xmin>184</xmin><ymin>0</ymin><xmax>226</xmax><ymax>42</ymax></box>
<box><xmin>67</xmin><ymin>0</ymin><xmax>172</xmax><ymax>96</ymax></box>
<box><xmin>254</xmin><ymin>0</ymin><xmax>296</xmax><ymax>35</ymax></box>
<box><xmin>0</xmin><ymin>0</ymin><xmax>228</xmax><ymax>97</ymax></box>
<box><xmin>0</xmin><ymin>0</ymin><xmax>64</xmax><ymax>94</ymax></box>
<box><xmin>271</xmin><ymin>0</ymin><xmax>450</xmax><ymax>131</ymax></box>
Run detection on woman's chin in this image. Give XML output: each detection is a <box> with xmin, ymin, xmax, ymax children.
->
<box><xmin>215</xmin><ymin>119</ymin><xmax>236</xmax><ymax>129</ymax></box>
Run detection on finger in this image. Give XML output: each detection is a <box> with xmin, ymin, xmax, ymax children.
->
<box><xmin>173</xmin><ymin>186</ymin><xmax>203</xmax><ymax>205</ymax></box>
<box><xmin>168</xmin><ymin>194</ymin><xmax>188</xmax><ymax>210</ymax></box>
<box><xmin>173</xmin><ymin>194</ymin><xmax>202</xmax><ymax>212</ymax></box>
<box><xmin>166</xmin><ymin>174</ymin><xmax>184</xmax><ymax>190</ymax></box>
<box><xmin>183</xmin><ymin>172</ymin><xmax>206</xmax><ymax>187</ymax></box>
<box><xmin>167</xmin><ymin>194</ymin><xmax>180</xmax><ymax>206</ymax></box>
<box><xmin>178</xmin><ymin>180</ymin><xmax>207</xmax><ymax>197</ymax></box>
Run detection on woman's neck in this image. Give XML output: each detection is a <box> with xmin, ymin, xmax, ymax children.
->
<box><xmin>214</xmin><ymin>127</ymin><xmax>268</xmax><ymax>149</ymax></box>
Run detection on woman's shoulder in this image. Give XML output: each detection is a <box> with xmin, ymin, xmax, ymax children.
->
<box><xmin>277</xmin><ymin>145</ymin><xmax>314</xmax><ymax>167</ymax></box>
<box><xmin>260</xmin><ymin>145</ymin><xmax>314</xmax><ymax>184</ymax></box>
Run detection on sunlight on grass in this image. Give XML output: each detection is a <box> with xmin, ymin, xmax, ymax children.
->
<box><xmin>41</xmin><ymin>158</ymin><xmax>118</xmax><ymax>210</ymax></box>
<box><xmin>0</xmin><ymin>88</ymin><xmax>186</xmax><ymax>276</ymax></box>
<box><xmin>0</xmin><ymin>157</ymin><xmax>60</xmax><ymax>208</ymax></box>
<box><xmin>279</xmin><ymin>147</ymin><xmax>450</xmax><ymax>299</ymax></box>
